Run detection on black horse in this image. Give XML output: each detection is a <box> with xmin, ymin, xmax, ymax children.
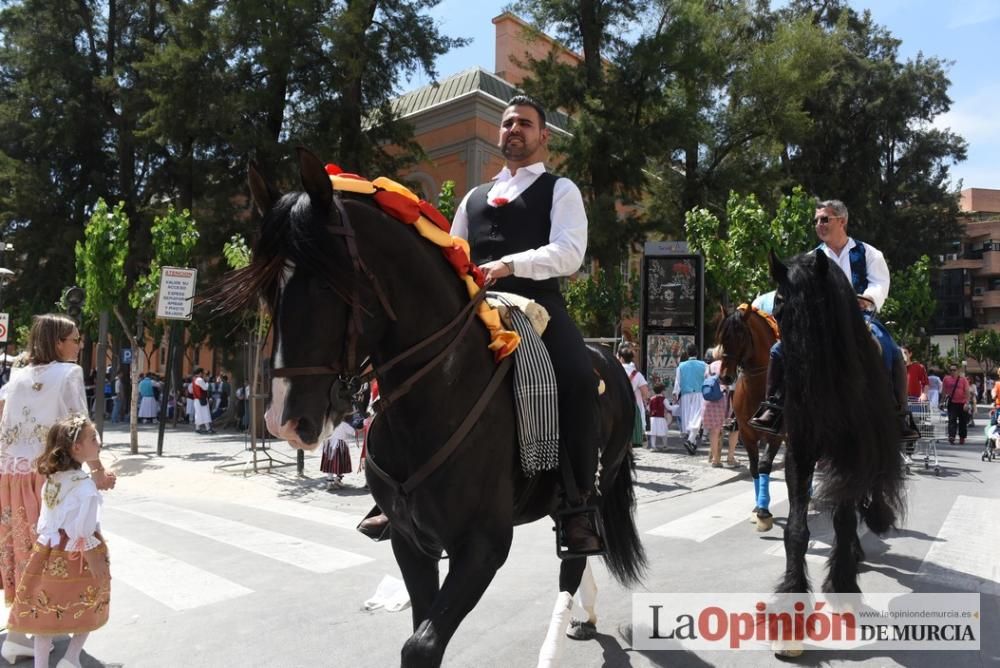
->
<box><xmin>220</xmin><ymin>149</ymin><xmax>646</xmax><ymax>667</ymax></box>
<box><xmin>769</xmin><ymin>249</ymin><xmax>905</xmax><ymax>603</ymax></box>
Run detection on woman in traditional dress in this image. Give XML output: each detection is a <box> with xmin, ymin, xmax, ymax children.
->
<box><xmin>0</xmin><ymin>314</ymin><xmax>114</xmax><ymax>664</ymax></box>
<box><xmin>320</xmin><ymin>420</ymin><xmax>357</xmax><ymax>490</ymax></box>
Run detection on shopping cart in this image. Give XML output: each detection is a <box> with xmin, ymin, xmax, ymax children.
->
<box><xmin>906</xmin><ymin>399</ymin><xmax>941</xmax><ymax>475</ymax></box>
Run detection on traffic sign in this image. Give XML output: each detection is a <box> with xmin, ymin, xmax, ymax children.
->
<box><xmin>155</xmin><ymin>267</ymin><xmax>198</xmax><ymax>320</ymax></box>
<box><xmin>121</xmin><ymin>348</ymin><xmax>132</xmax><ymax>364</ymax></box>
<box><xmin>0</xmin><ymin>313</ymin><xmax>7</xmax><ymax>343</ymax></box>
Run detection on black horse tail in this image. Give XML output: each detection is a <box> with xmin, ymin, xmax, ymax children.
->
<box><xmin>600</xmin><ymin>448</ymin><xmax>647</xmax><ymax>587</ymax></box>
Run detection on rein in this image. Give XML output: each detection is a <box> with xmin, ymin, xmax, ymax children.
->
<box><xmin>270</xmin><ymin>192</ymin><xmax>510</xmax><ymax>496</ymax></box>
<box><xmin>726</xmin><ymin>305</ymin><xmax>777</xmax><ymax>378</ymax></box>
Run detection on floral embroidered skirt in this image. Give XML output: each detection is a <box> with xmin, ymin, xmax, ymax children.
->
<box><xmin>7</xmin><ymin>540</ymin><xmax>110</xmax><ymax>635</ymax></box>
<box><xmin>320</xmin><ymin>439</ymin><xmax>352</xmax><ymax>476</ymax></box>
<box><xmin>0</xmin><ymin>470</ymin><xmax>46</xmax><ymax>606</ymax></box>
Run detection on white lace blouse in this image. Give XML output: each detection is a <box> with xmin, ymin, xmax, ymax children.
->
<box><xmin>37</xmin><ymin>469</ymin><xmax>103</xmax><ymax>552</ymax></box>
<box><xmin>0</xmin><ymin>362</ymin><xmax>87</xmax><ymax>472</ymax></box>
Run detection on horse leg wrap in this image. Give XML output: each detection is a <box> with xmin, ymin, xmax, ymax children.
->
<box><xmin>753</xmin><ymin>475</ymin><xmax>761</xmax><ymax>503</ymax></box>
<box><xmin>757</xmin><ymin>473</ymin><xmax>771</xmax><ymax>510</ymax></box>
<box><xmin>537</xmin><ymin>591</ymin><xmax>574</xmax><ymax>668</ymax></box>
<box><xmin>579</xmin><ymin>560</ymin><xmax>598</xmax><ymax>624</ymax></box>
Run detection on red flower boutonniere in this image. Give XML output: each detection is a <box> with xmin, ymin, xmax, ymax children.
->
<box><xmin>490</xmin><ymin>197</ymin><xmax>509</xmax><ymax>207</ymax></box>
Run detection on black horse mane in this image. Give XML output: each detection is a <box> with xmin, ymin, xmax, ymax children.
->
<box><xmin>213</xmin><ymin>192</ymin><xmax>361</xmax><ymax>316</ymax></box>
<box><xmin>777</xmin><ymin>251</ymin><xmax>905</xmax><ymax>522</ymax></box>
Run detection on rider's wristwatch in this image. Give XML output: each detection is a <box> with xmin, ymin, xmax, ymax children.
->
<box><xmin>502</xmin><ymin>257</ymin><xmax>515</xmax><ymax>275</ymax></box>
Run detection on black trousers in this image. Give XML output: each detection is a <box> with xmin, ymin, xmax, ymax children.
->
<box><xmin>527</xmin><ymin>290</ymin><xmax>600</xmax><ymax>499</ymax></box>
<box><xmin>947</xmin><ymin>401</ymin><xmax>968</xmax><ymax>441</ymax></box>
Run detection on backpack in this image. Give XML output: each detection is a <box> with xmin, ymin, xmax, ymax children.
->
<box><xmin>702</xmin><ymin>374</ymin><xmax>723</xmax><ymax>402</ymax></box>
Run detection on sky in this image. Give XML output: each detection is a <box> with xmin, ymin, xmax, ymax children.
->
<box><xmin>404</xmin><ymin>1</ymin><xmax>998</xmax><ymax>190</ymax></box>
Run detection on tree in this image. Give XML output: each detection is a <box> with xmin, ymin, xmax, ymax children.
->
<box><xmin>564</xmin><ymin>267</ymin><xmax>639</xmax><ymax>338</ymax></box>
<box><xmin>77</xmin><ymin>201</ymin><xmax>198</xmax><ymax>453</ymax></box>
<box><xmin>965</xmin><ymin>329</ymin><xmax>1000</xmax><ymax>381</ymax></box>
<box><xmin>880</xmin><ymin>255</ymin><xmax>936</xmax><ymax>347</ymax></box>
<box><xmin>436</xmin><ymin>180</ymin><xmax>457</xmax><ymax>222</ymax></box>
<box><xmin>780</xmin><ymin>0</ymin><xmax>967</xmax><ymax>269</ymax></box>
<box><xmin>685</xmin><ymin>186</ymin><xmax>815</xmax><ymax>306</ymax></box>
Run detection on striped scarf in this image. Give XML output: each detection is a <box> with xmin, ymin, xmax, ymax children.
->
<box><xmin>489</xmin><ymin>293</ymin><xmax>560</xmax><ymax>475</ymax></box>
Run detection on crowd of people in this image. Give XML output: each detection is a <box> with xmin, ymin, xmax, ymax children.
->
<box><xmin>618</xmin><ymin>345</ymin><xmax>739</xmax><ymax>468</ymax></box>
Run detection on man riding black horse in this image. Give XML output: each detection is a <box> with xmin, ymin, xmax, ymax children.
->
<box><xmin>361</xmin><ymin>95</ymin><xmax>604</xmax><ymax>554</ymax></box>
<box><xmin>750</xmin><ymin>199</ymin><xmax>920</xmax><ymax>444</ymax></box>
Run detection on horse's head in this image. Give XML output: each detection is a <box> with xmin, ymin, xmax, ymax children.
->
<box><xmin>223</xmin><ymin>149</ymin><xmax>388</xmax><ymax>449</ymax></box>
<box><xmin>715</xmin><ymin>308</ymin><xmax>752</xmax><ymax>385</ymax></box>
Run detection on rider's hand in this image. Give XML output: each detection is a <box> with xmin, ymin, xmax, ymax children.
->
<box><xmin>480</xmin><ymin>260</ymin><xmax>512</xmax><ymax>284</ymax></box>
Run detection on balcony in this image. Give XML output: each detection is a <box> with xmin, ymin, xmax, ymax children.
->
<box><xmin>979</xmin><ymin>249</ymin><xmax>1000</xmax><ymax>276</ymax></box>
<box><xmin>973</xmin><ymin>289</ymin><xmax>1000</xmax><ymax>309</ymax></box>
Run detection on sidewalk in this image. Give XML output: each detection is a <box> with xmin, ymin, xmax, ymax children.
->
<box><xmin>96</xmin><ymin>422</ymin><xmax>753</xmax><ymax>517</ymax></box>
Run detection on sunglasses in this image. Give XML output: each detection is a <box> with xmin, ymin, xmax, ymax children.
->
<box><xmin>814</xmin><ymin>215</ymin><xmax>840</xmax><ymax>224</ymax></box>
<box><xmin>64</xmin><ymin>336</ymin><xmax>82</xmax><ymax>343</ymax></box>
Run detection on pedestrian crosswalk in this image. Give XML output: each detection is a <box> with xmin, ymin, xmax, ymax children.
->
<box><xmin>99</xmin><ymin>496</ymin><xmax>378</xmax><ymax>614</ymax></box>
<box><xmin>642</xmin><ymin>475</ymin><xmax>1000</xmax><ymax>594</ymax></box>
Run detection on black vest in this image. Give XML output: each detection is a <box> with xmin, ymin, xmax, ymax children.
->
<box><xmin>466</xmin><ymin>172</ymin><xmax>560</xmax><ymax>297</ymax></box>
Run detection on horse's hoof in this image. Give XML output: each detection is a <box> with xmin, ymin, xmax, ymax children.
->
<box><xmin>772</xmin><ymin>640</ymin><xmax>804</xmax><ymax>657</ymax></box>
<box><xmin>756</xmin><ymin>514</ymin><xmax>774</xmax><ymax>532</ymax></box>
<box><xmin>566</xmin><ymin>619</ymin><xmax>597</xmax><ymax>640</ymax></box>
<box><xmin>749</xmin><ymin>506</ymin><xmax>760</xmax><ymax>523</ymax></box>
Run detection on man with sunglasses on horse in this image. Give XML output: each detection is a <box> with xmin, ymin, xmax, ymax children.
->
<box><xmin>447</xmin><ymin>94</ymin><xmax>602</xmax><ymax>555</ymax></box>
<box><xmin>750</xmin><ymin>199</ymin><xmax>920</xmax><ymax>444</ymax></box>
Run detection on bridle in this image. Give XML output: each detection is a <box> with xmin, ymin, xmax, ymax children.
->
<box><xmin>269</xmin><ymin>193</ymin><xmax>489</xmax><ymax>410</ymax></box>
<box><xmin>721</xmin><ymin>308</ymin><xmax>771</xmax><ymax>379</ymax></box>
<box><xmin>267</xmin><ymin>190</ymin><xmax>513</xmax><ymax>503</ymax></box>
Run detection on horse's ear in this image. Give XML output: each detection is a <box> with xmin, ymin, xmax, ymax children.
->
<box><xmin>248</xmin><ymin>160</ymin><xmax>281</xmax><ymax>216</ymax></box>
<box><xmin>719</xmin><ymin>304</ymin><xmax>726</xmax><ymax>322</ymax></box>
<box><xmin>297</xmin><ymin>147</ymin><xmax>333</xmax><ymax>211</ymax></box>
<box><xmin>814</xmin><ymin>248</ymin><xmax>830</xmax><ymax>276</ymax></box>
<box><xmin>768</xmin><ymin>250</ymin><xmax>788</xmax><ymax>285</ymax></box>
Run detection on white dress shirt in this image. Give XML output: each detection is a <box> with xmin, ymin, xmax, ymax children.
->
<box><xmin>818</xmin><ymin>237</ymin><xmax>890</xmax><ymax>312</ymax></box>
<box><xmin>451</xmin><ymin>162</ymin><xmax>588</xmax><ymax>280</ymax></box>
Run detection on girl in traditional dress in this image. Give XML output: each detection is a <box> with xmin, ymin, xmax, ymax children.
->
<box><xmin>0</xmin><ymin>314</ymin><xmax>114</xmax><ymax>665</ymax></box>
<box><xmin>8</xmin><ymin>413</ymin><xmax>111</xmax><ymax>668</ymax></box>
<box><xmin>320</xmin><ymin>420</ymin><xmax>357</xmax><ymax>490</ymax></box>
<box><xmin>647</xmin><ymin>383</ymin><xmax>669</xmax><ymax>451</ymax></box>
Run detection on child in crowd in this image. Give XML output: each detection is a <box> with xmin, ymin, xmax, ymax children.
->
<box><xmin>320</xmin><ymin>419</ymin><xmax>358</xmax><ymax>491</ymax></box>
<box><xmin>7</xmin><ymin>413</ymin><xmax>111</xmax><ymax>668</ymax></box>
<box><xmin>647</xmin><ymin>383</ymin><xmax>669</xmax><ymax>452</ymax></box>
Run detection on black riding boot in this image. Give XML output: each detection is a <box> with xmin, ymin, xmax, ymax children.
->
<box><xmin>892</xmin><ymin>354</ymin><xmax>921</xmax><ymax>444</ymax></box>
<box><xmin>749</xmin><ymin>352</ymin><xmax>785</xmax><ymax>434</ymax></box>
<box><xmin>562</xmin><ymin>501</ymin><xmax>602</xmax><ymax>554</ymax></box>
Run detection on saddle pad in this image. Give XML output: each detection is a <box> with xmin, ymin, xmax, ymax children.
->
<box><xmin>487</xmin><ymin>293</ymin><xmax>559</xmax><ymax>476</ymax></box>
<box><xmin>486</xmin><ymin>292</ymin><xmax>550</xmax><ymax>337</ymax></box>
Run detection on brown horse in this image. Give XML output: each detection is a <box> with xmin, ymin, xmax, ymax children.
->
<box><xmin>716</xmin><ymin>304</ymin><xmax>783</xmax><ymax>531</ymax></box>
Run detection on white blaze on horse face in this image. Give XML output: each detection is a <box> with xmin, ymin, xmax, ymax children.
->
<box><xmin>264</xmin><ymin>264</ymin><xmax>311</xmax><ymax>449</ymax></box>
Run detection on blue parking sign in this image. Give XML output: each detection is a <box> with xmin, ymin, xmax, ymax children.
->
<box><xmin>121</xmin><ymin>348</ymin><xmax>132</xmax><ymax>364</ymax></box>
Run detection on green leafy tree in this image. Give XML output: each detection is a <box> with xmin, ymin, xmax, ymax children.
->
<box><xmin>685</xmin><ymin>186</ymin><xmax>814</xmax><ymax>306</ymax></box>
<box><xmin>437</xmin><ymin>180</ymin><xmax>457</xmax><ymax>222</ymax></box>
<box><xmin>964</xmin><ymin>329</ymin><xmax>1000</xmax><ymax>381</ymax></box>
<box><xmin>564</xmin><ymin>267</ymin><xmax>639</xmax><ymax>338</ymax></box>
<box><xmin>780</xmin><ymin>0</ymin><xmax>967</xmax><ymax>269</ymax></box>
<box><xmin>880</xmin><ymin>255</ymin><xmax>936</xmax><ymax>346</ymax></box>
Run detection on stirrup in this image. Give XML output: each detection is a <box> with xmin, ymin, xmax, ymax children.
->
<box><xmin>554</xmin><ymin>504</ymin><xmax>606</xmax><ymax>559</ymax></box>
<box><xmin>356</xmin><ymin>506</ymin><xmax>391</xmax><ymax>542</ymax></box>
<box><xmin>749</xmin><ymin>401</ymin><xmax>784</xmax><ymax>435</ymax></box>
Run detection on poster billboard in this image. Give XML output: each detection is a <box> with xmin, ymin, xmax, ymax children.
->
<box><xmin>639</xmin><ymin>249</ymin><xmax>704</xmax><ymax>381</ymax></box>
<box><xmin>643</xmin><ymin>332</ymin><xmax>695</xmax><ymax>387</ymax></box>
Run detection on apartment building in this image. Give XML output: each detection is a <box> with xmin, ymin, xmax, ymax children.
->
<box><xmin>937</xmin><ymin>188</ymin><xmax>1000</xmax><ymax>335</ymax></box>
